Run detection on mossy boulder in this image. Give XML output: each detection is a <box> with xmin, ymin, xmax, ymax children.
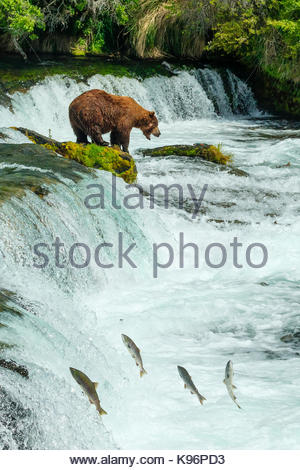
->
<box><xmin>140</xmin><ymin>143</ymin><xmax>248</xmax><ymax>176</ymax></box>
<box><xmin>14</xmin><ymin>127</ymin><xmax>137</xmax><ymax>184</ymax></box>
<box><xmin>55</xmin><ymin>142</ymin><xmax>137</xmax><ymax>184</ymax></box>
<box><xmin>140</xmin><ymin>143</ymin><xmax>232</xmax><ymax>165</ymax></box>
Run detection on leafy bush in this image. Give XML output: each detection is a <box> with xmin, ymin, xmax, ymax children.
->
<box><xmin>0</xmin><ymin>0</ymin><xmax>44</xmax><ymax>39</ymax></box>
<box><xmin>0</xmin><ymin>0</ymin><xmax>133</xmax><ymax>56</ymax></box>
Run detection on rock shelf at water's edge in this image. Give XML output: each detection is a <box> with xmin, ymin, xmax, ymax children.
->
<box><xmin>13</xmin><ymin>127</ymin><xmax>138</xmax><ymax>184</ymax></box>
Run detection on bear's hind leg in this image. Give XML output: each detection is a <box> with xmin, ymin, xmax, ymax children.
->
<box><xmin>90</xmin><ymin>124</ymin><xmax>109</xmax><ymax>147</ymax></box>
<box><xmin>110</xmin><ymin>129</ymin><xmax>122</xmax><ymax>148</ymax></box>
<box><xmin>72</xmin><ymin>125</ymin><xmax>88</xmax><ymax>144</ymax></box>
<box><xmin>111</xmin><ymin>128</ymin><xmax>130</xmax><ymax>153</ymax></box>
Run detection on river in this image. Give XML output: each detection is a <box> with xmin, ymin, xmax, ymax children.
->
<box><xmin>0</xmin><ymin>61</ymin><xmax>299</xmax><ymax>449</ymax></box>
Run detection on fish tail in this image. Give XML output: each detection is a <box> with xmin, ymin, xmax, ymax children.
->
<box><xmin>99</xmin><ymin>408</ymin><xmax>108</xmax><ymax>416</ymax></box>
<box><xmin>140</xmin><ymin>368</ymin><xmax>147</xmax><ymax>378</ymax></box>
<box><xmin>197</xmin><ymin>393</ymin><xmax>206</xmax><ymax>405</ymax></box>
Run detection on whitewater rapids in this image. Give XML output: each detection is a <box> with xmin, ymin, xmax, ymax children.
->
<box><xmin>0</xmin><ymin>66</ymin><xmax>300</xmax><ymax>449</ymax></box>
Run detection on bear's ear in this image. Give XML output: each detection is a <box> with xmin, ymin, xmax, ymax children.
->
<box><xmin>149</xmin><ymin>111</ymin><xmax>155</xmax><ymax>117</ymax></box>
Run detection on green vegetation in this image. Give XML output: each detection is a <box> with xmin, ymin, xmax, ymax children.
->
<box><xmin>0</xmin><ymin>0</ymin><xmax>44</xmax><ymax>40</ymax></box>
<box><xmin>0</xmin><ymin>0</ymin><xmax>299</xmax><ymax>114</ymax></box>
<box><xmin>15</xmin><ymin>127</ymin><xmax>138</xmax><ymax>184</ymax></box>
<box><xmin>54</xmin><ymin>142</ymin><xmax>138</xmax><ymax>184</ymax></box>
<box><xmin>0</xmin><ymin>0</ymin><xmax>133</xmax><ymax>58</ymax></box>
<box><xmin>127</xmin><ymin>0</ymin><xmax>300</xmax><ymax>114</ymax></box>
<box><xmin>205</xmin><ymin>1</ymin><xmax>300</xmax><ymax>98</ymax></box>
<box><xmin>141</xmin><ymin>143</ymin><xmax>232</xmax><ymax>165</ymax></box>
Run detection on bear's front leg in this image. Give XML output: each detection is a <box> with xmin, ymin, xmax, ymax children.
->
<box><xmin>119</xmin><ymin>130</ymin><xmax>130</xmax><ymax>153</ymax></box>
<box><xmin>90</xmin><ymin>124</ymin><xmax>109</xmax><ymax>147</ymax></box>
<box><xmin>122</xmin><ymin>140</ymin><xmax>130</xmax><ymax>153</ymax></box>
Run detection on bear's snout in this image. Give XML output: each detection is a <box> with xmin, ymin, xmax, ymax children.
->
<box><xmin>152</xmin><ymin>127</ymin><xmax>161</xmax><ymax>137</ymax></box>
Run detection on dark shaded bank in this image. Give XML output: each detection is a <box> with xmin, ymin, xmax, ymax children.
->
<box><xmin>251</xmin><ymin>71</ymin><xmax>300</xmax><ymax>118</ymax></box>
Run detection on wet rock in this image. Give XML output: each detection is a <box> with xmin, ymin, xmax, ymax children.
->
<box><xmin>0</xmin><ymin>130</ymin><xmax>9</xmax><ymax>141</ymax></box>
<box><xmin>0</xmin><ymin>289</ymin><xmax>23</xmax><ymax>317</ymax></box>
<box><xmin>14</xmin><ymin>128</ymin><xmax>137</xmax><ymax>184</ymax></box>
<box><xmin>280</xmin><ymin>332</ymin><xmax>300</xmax><ymax>344</ymax></box>
<box><xmin>0</xmin><ymin>303</ymin><xmax>23</xmax><ymax>318</ymax></box>
<box><xmin>219</xmin><ymin>166</ymin><xmax>249</xmax><ymax>177</ymax></box>
<box><xmin>0</xmin><ymin>82</ymin><xmax>12</xmax><ymax>109</ymax></box>
<box><xmin>0</xmin><ymin>142</ymin><xmax>90</xmax><ymax>182</ymax></box>
<box><xmin>0</xmin><ymin>290</ymin><xmax>30</xmax><ymax>353</ymax></box>
<box><xmin>207</xmin><ymin>218</ymin><xmax>249</xmax><ymax>226</ymax></box>
<box><xmin>264</xmin><ymin>350</ymin><xmax>282</xmax><ymax>360</ymax></box>
<box><xmin>0</xmin><ymin>143</ymin><xmax>92</xmax><ymax>203</ymax></box>
<box><xmin>140</xmin><ymin>143</ymin><xmax>232</xmax><ymax>165</ymax></box>
<box><xmin>276</xmin><ymin>162</ymin><xmax>291</xmax><ymax>168</ymax></box>
<box><xmin>31</xmin><ymin>185</ymin><xmax>49</xmax><ymax>198</ymax></box>
<box><xmin>0</xmin><ymin>342</ymin><xmax>14</xmax><ymax>351</ymax></box>
<box><xmin>139</xmin><ymin>143</ymin><xmax>249</xmax><ymax>176</ymax></box>
<box><xmin>0</xmin><ymin>359</ymin><xmax>29</xmax><ymax>378</ymax></box>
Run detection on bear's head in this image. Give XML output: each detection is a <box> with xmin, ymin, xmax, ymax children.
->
<box><xmin>140</xmin><ymin>111</ymin><xmax>161</xmax><ymax>140</ymax></box>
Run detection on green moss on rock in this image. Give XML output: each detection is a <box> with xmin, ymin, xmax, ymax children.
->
<box><xmin>141</xmin><ymin>143</ymin><xmax>232</xmax><ymax>165</ymax></box>
<box><xmin>14</xmin><ymin>128</ymin><xmax>138</xmax><ymax>184</ymax></box>
<box><xmin>58</xmin><ymin>142</ymin><xmax>137</xmax><ymax>184</ymax></box>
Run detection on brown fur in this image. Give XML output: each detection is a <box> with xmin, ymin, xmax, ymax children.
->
<box><xmin>69</xmin><ymin>89</ymin><xmax>160</xmax><ymax>152</ymax></box>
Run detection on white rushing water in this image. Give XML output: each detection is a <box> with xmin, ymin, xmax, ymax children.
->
<box><xmin>0</xmin><ymin>67</ymin><xmax>300</xmax><ymax>450</ymax></box>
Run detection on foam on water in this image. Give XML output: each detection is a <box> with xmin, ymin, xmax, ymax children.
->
<box><xmin>0</xmin><ymin>67</ymin><xmax>300</xmax><ymax>449</ymax></box>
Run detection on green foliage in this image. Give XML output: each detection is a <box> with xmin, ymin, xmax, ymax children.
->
<box><xmin>202</xmin><ymin>0</ymin><xmax>300</xmax><ymax>83</ymax></box>
<box><xmin>75</xmin><ymin>0</ymin><xmax>87</xmax><ymax>12</ymax></box>
<box><xmin>206</xmin><ymin>0</ymin><xmax>266</xmax><ymax>56</ymax></box>
<box><xmin>0</xmin><ymin>0</ymin><xmax>44</xmax><ymax>38</ymax></box>
<box><xmin>0</xmin><ymin>0</ymin><xmax>135</xmax><ymax>55</ymax></box>
<box><xmin>74</xmin><ymin>16</ymin><xmax>105</xmax><ymax>54</ymax></box>
<box><xmin>115</xmin><ymin>4</ymin><xmax>129</xmax><ymax>25</ymax></box>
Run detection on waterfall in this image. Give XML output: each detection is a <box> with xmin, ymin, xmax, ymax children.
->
<box><xmin>0</xmin><ymin>64</ymin><xmax>298</xmax><ymax>450</ymax></box>
<box><xmin>194</xmin><ymin>68</ymin><xmax>233</xmax><ymax>116</ymax></box>
<box><xmin>226</xmin><ymin>69</ymin><xmax>259</xmax><ymax>115</ymax></box>
<box><xmin>0</xmin><ymin>67</ymin><xmax>260</xmax><ymax>142</ymax></box>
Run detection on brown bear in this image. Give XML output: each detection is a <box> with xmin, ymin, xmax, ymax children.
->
<box><xmin>69</xmin><ymin>89</ymin><xmax>160</xmax><ymax>153</ymax></box>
